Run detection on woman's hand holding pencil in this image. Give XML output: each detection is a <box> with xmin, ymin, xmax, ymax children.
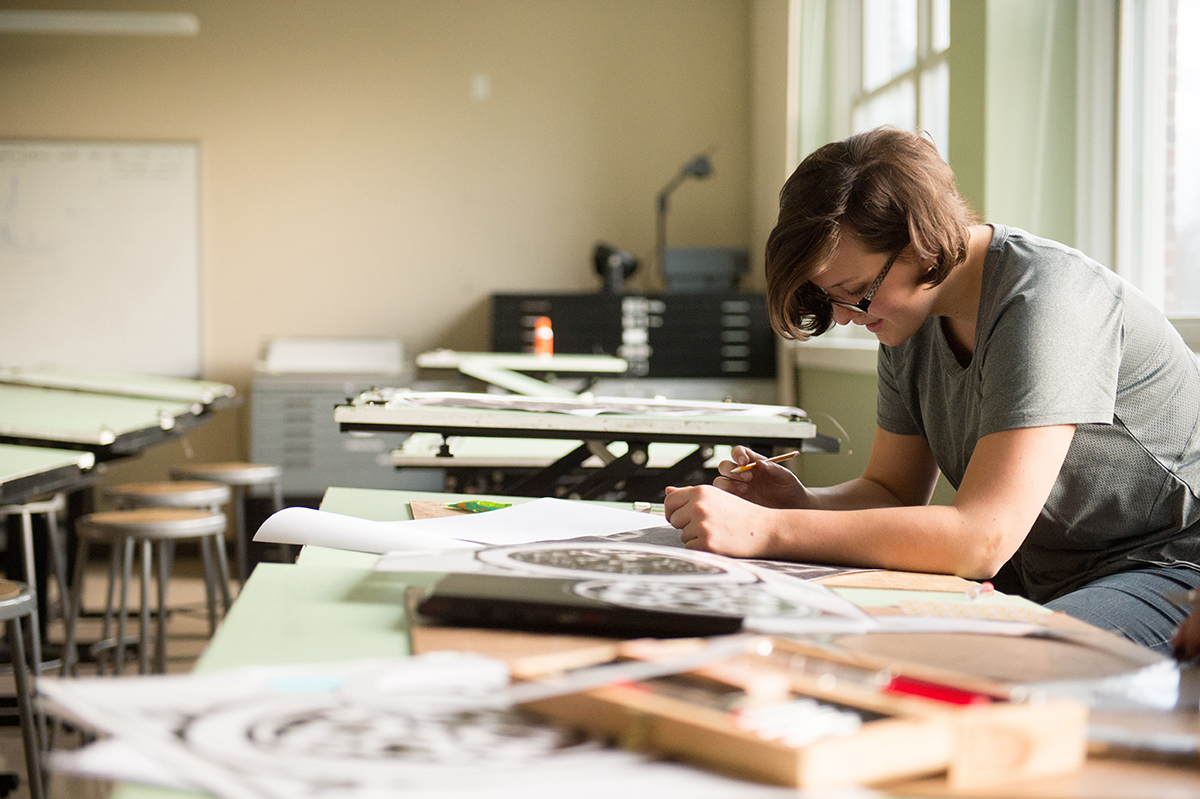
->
<box><xmin>730</xmin><ymin>450</ymin><xmax>800</xmax><ymax>473</ymax></box>
<box><xmin>664</xmin><ymin>446</ymin><xmax>808</xmax><ymax>558</ymax></box>
<box><xmin>711</xmin><ymin>445</ymin><xmax>808</xmax><ymax>509</ymax></box>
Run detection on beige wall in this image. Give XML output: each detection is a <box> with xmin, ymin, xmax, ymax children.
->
<box><xmin>0</xmin><ymin>0</ymin><xmax>770</xmax><ymax>470</ymax></box>
<box><xmin>750</xmin><ymin>0</ymin><xmax>790</xmax><ymax>280</ymax></box>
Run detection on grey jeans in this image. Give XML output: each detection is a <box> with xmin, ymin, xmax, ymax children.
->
<box><xmin>1045</xmin><ymin>566</ymin><xmax>1200</xmax><ymax>655</ymax></box>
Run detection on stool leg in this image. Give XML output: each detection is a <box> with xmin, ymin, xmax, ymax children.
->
<box><xmin>17</xmin><ymin>511</ymin><xmax>45</xmax><ymax>675</ymax></box>
<box><xmin>18</xmin><ymin>512</ymin><xmax>48</xmax><ymax>751</ymax></box>
<box><xmin>115</xmin><ymin>537</ymin><xmax>134</xmax><ymax>676</ymax></box>
<box><xmin>64</xmin><ymin>537</ymin><xmax>92</xmax><ymax>677</ymax></box>
<box><xmin>45</xmin><ymin>500</ymin><xmax>71</xmax><ymax>631</ymax></box>
<box><xmin>156</xmin><ymin>541</ymin><xmax>169</xmax><ymax>673</ymax></box>
<box><xmin>213</xmin><ymin>532</ymin><xmax>233</xmax><ymax>614</ymax></box>
<box><xmin>232</xmin><ymin>485</ymin><xmax>248</xmax><ymax>585</ymax></box>
<box><xmin>98</xmin><ymin>545</ymin><xmax>121</xmax><ymax>676</ymax></box>
<box><xmin>139</xmin><ymin>539</ymin><xmax>152</xmax><ymax>675</ymax></box>
<box><xmin>8</xmin><ymin>617</ymin><xmax>45</xmax><ymax>799</ymax></box>
<box><xmin>200</xmin><ymin>536</ymin><xmax>219</xmax><ymax>635</ymax></box>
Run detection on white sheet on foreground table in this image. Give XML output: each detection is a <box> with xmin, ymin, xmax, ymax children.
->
<box><xmin>254</xmin><ymin>498</ymin><xmax>667</xmax><ymax>554</ymax></box>
<box><xmin>41</xmin><ymin>652</ymin><xmax>807</xmax><ymax>799</ymax></box>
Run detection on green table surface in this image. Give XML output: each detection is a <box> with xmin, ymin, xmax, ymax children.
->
<box><xmin>0</xmin><ymin>442</ymin><xmax>95</xmax><ymax>503</ymax></box>
<box><xmin>199</xmin><ymin>488</ymin><xmax>559</xmax><ymax>670</ymax></box>
<box><xmin>0</xmin><ymin>367</ymin><xmax>236</xmax><ymax>405</ymax></box>
<box><xmin>0</xmin><ymin>443</ymin><xmax>93</xmax><ymax>483</ymax></box>
<box><xmin>0</xmin><ymin>384</ymin><xmax>198</xmax><ymax>446</ymax></box>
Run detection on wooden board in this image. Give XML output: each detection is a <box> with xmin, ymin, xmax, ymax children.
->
<box><xmin>830</xmin><ymin>628</ymin><xmax>1161</xmax><ymax>684</ymax></box>
<box><xmin>410</xmin><ymin>625</ymin><xmax>619</xmax><ymax>680</ymax></box>
<box><xmin>520</xmin><ymin>640</ymin><xmax>1088</xmax><ymax>790</ymax></box>
<box><xmin>817</xmin><ymin>570</ymin><xmax>979</xmax><ymax>592</ymax></box>
<box><xmin>408</xmin><ymin>500</ymin><xmax>470</xmax><ymax>519</ymax></box>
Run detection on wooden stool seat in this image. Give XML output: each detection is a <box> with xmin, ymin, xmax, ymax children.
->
<box><xmin>170</xmin><ymin>462</ymin><xmax>281</xmax><ymax>486</ymax></box>
<box><xmin>170</xmin><ymin>462</ymin><xmax>283</xmax><ymax>583</ymax></box>
<box><xmin>67</xmin><ymin>508</ymin><xmax>231</xmax><ymax>676</ymax></box>
<box><xmin>107</xmin><ymin>480</ymin><xmax>231</xmax><ymax>510</ymax></box>
<box><xmin>79</xmin><ymin>508</ymin><xmax>227</xmax><ymax>540</ymax></box>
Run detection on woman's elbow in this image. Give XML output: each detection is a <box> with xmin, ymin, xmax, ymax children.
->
<box><xmin>956</xmin><ymin>557</ymin><xmax>1007</xmax><ymax>582</ymax></box>
<box><xmin>954</xmin><ymin>523</ymin><xmax>1024</xmax><ymax>581</ymax></box>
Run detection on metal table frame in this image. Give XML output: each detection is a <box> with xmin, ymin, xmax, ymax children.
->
<box><xmin>336</xmin><ymin>395</ymin><xmax>837</xmax><ymax>500</ymax></box>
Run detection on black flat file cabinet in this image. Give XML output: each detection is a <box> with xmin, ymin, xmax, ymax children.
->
<box><xmin>491</xmin><ymin>292</ymin><xmax>775</xmax><ymax>379</ymax></box>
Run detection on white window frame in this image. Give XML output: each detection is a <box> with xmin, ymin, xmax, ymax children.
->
<box><xmin>1106</xmin><ymin>0</ymin><xmax>1200</xmax><ymax>348</ymax></box>
<box><xmin>1115</xmin><ymin>0</ymin><xmax>1169</xmax><ymax>309</ymax></box>
<box><xmin>1075</xmin><ymin>1</ymin><xmax>1118</xmax><ymax>272</ymax></box>
<box><xmin>841</xmin><ymin>0</ymin><xmax>951</xmax><ymax>154</ymax></box>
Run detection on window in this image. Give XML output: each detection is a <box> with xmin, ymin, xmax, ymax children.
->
<box><xmin>1116</xmin><ymin>0</ymin><xmax>1200</xmax><ymax>318</ymax></box>
<box><xmin>849</xmin><ymin>0</ymin><xmax>951</xmax><ymax>157</ymax></box>
<box><xmin>1168</xmin><ymin>0</ymin><xmax>1200</xmax><ymax>314</ymax></box>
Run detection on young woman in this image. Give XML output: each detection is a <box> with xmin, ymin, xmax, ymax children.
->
<box><xmin>664</xmin><ymin>127</ymin><xmax>1200</xmax><ymax>654</ymax></box>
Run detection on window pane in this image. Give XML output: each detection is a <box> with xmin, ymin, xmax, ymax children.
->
<box><xmin>920</xmin><ymin>60</ymin><xmax>949</xmax><ymax>160</ymax></box>
<box><xmin>932</xmin><ymin>0</ymin><xmax>950</xmax><ymax>53</ymax></box>
<box><xmin>862</xmin><ymin>0</ymin><xmax>918</xmax><ymax>93</ymax></box>
<box><xmin>1171</xmin><ymin>0</ymin><xmax>1200</xmax><ymax>313</ymax></box>
<box><xmin>853</xmin><ymin>79</ymin><xmax>917</xmax><ymax>133</ymax></box>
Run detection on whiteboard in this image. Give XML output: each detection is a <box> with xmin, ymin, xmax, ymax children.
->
<box><xmin>0</xmin><ymin>141</ymin><xmax>200</xmax><ymax>377</ymax></box>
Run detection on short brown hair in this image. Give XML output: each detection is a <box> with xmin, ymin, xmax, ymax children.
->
<box><xmin>765</xmin><ymin>127</ymin><xmax>978</xmax><ymax>339</ymax></box>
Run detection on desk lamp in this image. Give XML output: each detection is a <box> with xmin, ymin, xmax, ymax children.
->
<box><xmin>655</xmin><ymin>152</ymin><xmax>713</xmax><ymax>282</ymax></box>
<box><xmin>593</xmin><ymin>243</ymin><xmax>639</xmax><ymax>293</ymax></box>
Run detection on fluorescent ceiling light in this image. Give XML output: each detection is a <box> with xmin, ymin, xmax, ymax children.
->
<box><xmin>0</xmin><ymin>10</ymin><xmax>199</xmax><ymax>36</ymax></box>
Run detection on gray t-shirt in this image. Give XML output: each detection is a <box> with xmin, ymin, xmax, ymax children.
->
<box><xmin>877</xmin><ymin>225</ymin><xmax>1200</xmax><ymax>603</ymax></box>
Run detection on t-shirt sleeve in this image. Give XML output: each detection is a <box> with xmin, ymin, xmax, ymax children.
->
<box><xmin>976</xmin><ymin>257</ymin><xmax>1122</xmax><ymax>436</ymax></box>
<box><xmin>877</xmin><ymin>343</ymin><xmax>924</xmax><ymax>436</ymax></box>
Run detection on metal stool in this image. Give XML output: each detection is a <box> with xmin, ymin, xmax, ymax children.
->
<box><xmin>169</xmin><ymin>462</ymin><xmax>283</xmax><ymax>583</ymax></box>
<box><xmin>0</xmin><ymin>580</ymin><xmax>46</xmax><ymax>799</ymax></box>
<box><xmin>0</xmin><ymin>493</ymin><xmax>70</xmax><ymax>673</ymax></box>
<box><xmin>106</xmin><ymin>480</ymin><xmax>234</xmax><ymax>635</ymax></box>
<box><xmin>107</xmin><ymin>480</ymin><xmax>231</xmax><ymax>512</ymax></box>
<box><xmin>65</xmin><ymin>508</ymin><xmax>227</xmax><ymax>676</ymax></box>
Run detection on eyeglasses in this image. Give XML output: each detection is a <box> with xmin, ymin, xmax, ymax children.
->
<box><xmin>824</xmin><ymin>248</ymin><xmax>904</xmax><ymax>315</ymax></box>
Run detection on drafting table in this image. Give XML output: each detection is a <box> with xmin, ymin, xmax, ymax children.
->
<box><xmin>336</xmin><ymin>390</ymin><xmax>837</xmax><ymax>500</ymax></box>
<box><xmin>0</xmin><ymin>383</ymin><xmax>217</xmax><ymax>460</ymax></box>
<box><xmin>391</xmin><ymin>434</ymin><xmax>734</xmax><ymax>495</ymax></box>
<box><xmin>0</xmin><ymin>366</ymin><xmax>238</xmax><ymax>410</ymax></box>
<box><xmin>0</xmin><ymin>443</ymin><xmax>99</xmax><ymax>641</ymax></box>
<box><xmin>0</xmin><ymin>373</ymin><xmax>238</xmax><ymax>627</ymax></box>
<box><xmin>102</xmin><ymin>485</ymin><xmax>1200</xmax><ymax>799</ymax></box>
<box><xmin>0</xmin><ymin>444</ymin><xmax>95</xmax><ymax>506</ymax></box>
<box><xmin>0</xmin><ymin>372</ymin><xmax>237</xmax><ymax>591</ymax></box>
<box><xmin>391</xmin><ymin>435</ymin><xmax>733</xmax><ymax>469</ymax></box>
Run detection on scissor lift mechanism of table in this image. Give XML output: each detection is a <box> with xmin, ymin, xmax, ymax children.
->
<box><xmin>334</xmin><ymin>398</ymin><xmax>838</xmax><ymax>500</ymax></box>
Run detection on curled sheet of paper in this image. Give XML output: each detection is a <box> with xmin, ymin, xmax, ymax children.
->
<box><xmin>253</xmin><ymin>499</ymin><xmax>668</xmax><ymax>554</ymax></box>
<box><xmin>253</xmin><ymin>507</ymin><xmax>481</xmax><ymax>554</ymax></box>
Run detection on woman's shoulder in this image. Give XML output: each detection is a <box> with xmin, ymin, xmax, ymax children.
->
<box><xmin>988</xmin><ymin>225</ymin><xmax>1104</xmax><ymax>268</ymax></box>
<box><xmin>983</xmin><ymin>225</ymin><xmax>1122</xmax><ymax>300</ymax></box>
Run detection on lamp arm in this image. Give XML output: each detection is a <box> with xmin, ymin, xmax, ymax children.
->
<box><xmin>657</xmin><ymin>174</ymin><xmax>685</xmax><ymax>213</ymax></box>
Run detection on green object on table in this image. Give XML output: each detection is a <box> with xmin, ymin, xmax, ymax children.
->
<box><xmin>445</xmin><ymin>499</ymin><xmax>512</xmax><ymax>513</ymax></box>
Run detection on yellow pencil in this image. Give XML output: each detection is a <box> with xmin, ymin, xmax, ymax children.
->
<box><xmin>731</xmin><ymin>450</ymin><xmax>800</xmax><ymax>473</ymax></box>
